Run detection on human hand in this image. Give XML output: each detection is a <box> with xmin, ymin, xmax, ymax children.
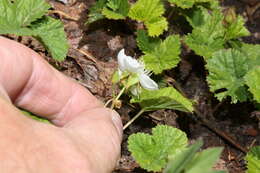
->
<box><xmin>0</xmin><ymin>37</ymin><xmax>122</xmax><ymax>173</ymax></box>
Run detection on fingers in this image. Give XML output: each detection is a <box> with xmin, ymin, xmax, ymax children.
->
<box><xmin>0</xmin><ymin>37</ymin><xmax>102</xmax><ymax>126</ymax></box>
<box><xmin>64</xmin><ymin>108</ymin><xmax>123</xmax><ymax>173</ymax></box>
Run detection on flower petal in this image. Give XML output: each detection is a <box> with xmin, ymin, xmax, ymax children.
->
<box><xmin>117</xmin><ymin>49</ymin><xmax>143</xmax><ymax>73</ymax></box>
<box><xmin>117</xmin><ymin>49</ymin><xmax>127</xmax><ymax>71</ymax></box>
<box><xmin>139</xmin><ymin>73</ymin><xmax>159</xmax><ymax>90</ymax></box>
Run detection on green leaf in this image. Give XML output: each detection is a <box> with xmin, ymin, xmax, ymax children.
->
<box><xmin>0</xmin><ymin>0</ymin><xmax>68</xmax><ymax>61</ymax></box>
<box><xmin>168</xmin><ymin>0</ymin><xmax>214</xmax><ymax>9</ymax></box>
<box><xmin>128</xmin><ymin>0</ymin><xmax>168</xmax><ymax>36</ymax></box>
<box><xmin>102</xmin><ymin>0</ymin><xmax>130</xmax><ymax>19</ymax></box>
<box><xmin>142</xmin><ymin>35</ymin><xmax>181</xmax><ymax>74</ymax></box>
<box><xmin>239</xmin><ymin>43</ymin><xmax>260</xmax><ymax>68</ymax></box>
<box><xmin>86</xmin><ymin>0</ymin><xmax>107</xmax><ymax>24</ymax></box>
<box><xmin>21</xmin><ymin>110</ymin><xmax>51</xmax><ymax>124</ymax></box>
<box><xmin>245</xmin><ymin>146</ymin><xmax>260</xmax><ymax>173</ymax></box>
<box><xmin>206</xmin><ymin>49</ymin><xmax>250</xmax><ymax>103</ymax></box>
<box><xmin>128</xmin><ymin>125</ymin><xmax>188</xmax><ymax>172</ymax></box>
<box><xmin>136</xmin><ymin>30</ymin><xmax>161</xmax><ymax>53</ymax></box>
<box><xmin>185</xmin><ymin>147</ymin><xmax>224</xmax><ymax>173</ymax></box>
<box><xmin>168</xmin><ymin>0</ymin><xmax>195</xmax><ymax>9</ymax></box>
<box><xmin>164</xmin><ymin>141</ymin><xmax>203</xmax><ymax>173</ymax></box>
<box><xmin>131</xmin><ymin>87</ymin><xmax>194</xmax><ymax>112</ymax></box>
<box><xmin>224</xmin><ymin>15</ymin><xmax>250</xmax><ymax>40</ymax></box>
<box><xmin>185</xmin><ymin>7</ymin><xmax>225</xmax><ymax>59</ymax></box>
<box><xmin>31</xmin><ymin>17</ymin><xmax>69</xmax><ymax>61</ymax></box>
<box><xmin>164</xmin><ymin>141</ymin><xmax>225</xmax><ymax>173</ymax></box>
<box><xmin>0</xmin><ymin>0</ymin><xmax>50</xmax><ymax>31</ymax></box>
<box><xmin>245</xmin><ymin>68</ymin><xmax>260</xmax><ymax>103</ymax></box>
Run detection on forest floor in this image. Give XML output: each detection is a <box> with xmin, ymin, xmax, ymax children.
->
<box><xmin>6</xmin><ymin>0</ymin><xmax>260</xmax><ymax>172</ymax></box>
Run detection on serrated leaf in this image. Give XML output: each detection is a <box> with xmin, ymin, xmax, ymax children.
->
<box><xmin>245</xmin><ymin>68</ymin><xmax>260</xmax><ymax>103</ymax></box>
<box><xmin>31</xmin><ymin>17</ymin><xmax>69</xmax><ymax>61</ymax></box>
<box><xmin>224</xmin><ymin>15</ymin><xmax>250</xmax><ymax>40</ymax></box>
<box><xmin>164</xmin><ymin>141</ymin><xmax>203</xmax><ymax>173</ymax></box>
<box><xmin>128</xmin><ymin>0</ymin><xmax>168</xmax><ymax>36</ymax></box>
<box><xmin>128</xmin><ymin>125</ymin><xmax>188</xmax><ymax>172</ymax></box>
<box><xmin>239</xmin><ymin>43</ymin><xmax>260</xmax><ymax>67</ymax></box>
<box><xmin>245</xmin><ymin>146</ymin><xmax>260</xmax><ymax>173</ymax></box>
<box><xmin>168</xmin><ymin>0</ymin><xmax>195</xmax><ymax>9</ymax></box>
<box><xmin>0</xmin><ymin>0</ymin><xmax>68</xmax><ymax>61</ymax></box>
<box><xmin>102</xmin><ymin>0</ymin><xmax>130</xmax><ymax>19</ymax></box>
<box><xmin>0</xmin><ymin>0</ymin><xmax>50</xmax><ymax>32</ymax></box>
<box><xmin>206</xmin><ymin>49</ymin><xmax>250</xmax><ymax>103</ymax></box>
<box><xmin>142</xmin><ymin>35</ymin><xmax>181</xmax><ymax>74</ymax></box>
<box><xmin>168</xmin><ymin>0</ymin><xmax>214</xmax><ymax>9</ymax></box>
<box><xmin>185</xmin><ymin>6</ymin><xmax>207</xmax><ymax>28</ymax></box>
<box><xmin>86</xmin><ymin>0</ymin><xmax>107</xmax><ymax>24</ymax></box>
<box><xmin>185</xmin><ymin>7</ymin><xmax>225</xmax><ymax>59</ymax></box>
<box><xmin>131</xmin><ymin>87</ymin><xmax>194</xmax><ymax>112</ymax></box>
<box><xmin>136</xmin><ymin>30</ymin><xmax>161</xmax><ymax>53</ymax></box>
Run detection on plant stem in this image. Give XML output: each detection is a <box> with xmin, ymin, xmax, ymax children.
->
<box><xmin>166</xmin><ymin>75</ymin><xmax>248</xmax><ymax>153</ymax></box>
<box><xmin>110</xmin><ymin>87</ymin><xmax>126</xmax><ymax>109</ymax></box>
<box><xmin>123</xmin><ymin>109</ymin><xmax>145</xmax><ymax>130</ymax></box>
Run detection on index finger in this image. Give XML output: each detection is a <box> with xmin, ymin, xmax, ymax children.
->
<box><xmin>0</xmin><ymin>37</ymin><xmax>103</xmax><ymax>126</ymax></box>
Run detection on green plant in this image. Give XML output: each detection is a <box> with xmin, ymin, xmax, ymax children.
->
<box><xmin>128</xmin><ymin>126</ymin><xmax>226</xmax><ymax>172</ymax></box>
<box><xmin>128</xmin><ymin>125</ymin><xmax>188</xmax><ymax>171</ymax></box>
<box><xmin>87</xmin><ymin>0</ymin><xmax>260</xmax><ymax>171</ymax></box>
<box><xmin>245</xmin><ymin>146</ymin><xmax>260</xmax><ymax>173</ymax></box>
<box><xmin>164</xmin><ymin>140</ymin><xmax>225</xmax><ymax>173</ymax></box>
<box><xmin>0</xmin><ymin>0</ymin><xmax>69</xmax><ymax>61</ymax></box>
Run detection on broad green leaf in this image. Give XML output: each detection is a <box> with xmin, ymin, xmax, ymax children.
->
<box><xmin>86</xmin><ymin>0</ymin><xmax>107</xmax><ymax>24</ymax></box>
<box><xmin>185</xmin><ymin>6</ymin><xmax>207</xmax><ymax>28</ymax></box>
<box><xmin>0</xmin><ymin>0</ymin><xmax>50</xmax><ymax>31</ymax></box>
<box><xmin>206</xmin><ymin>49</ymin><xmax>249</xmax><ymax>103</ymax></box>
<box><xmin>239</xmin><ymin>44</ymin><xmax>260</xmax><ymax>67</ymax></box>
<box><xmin>136</xmin><ymin>30</ymin><xmax>161</xmax><ymax>53</ymax></box>
<box><xmin>185</xmin><ymin>7</ymin><xmax>225</xmax><ymax>59</ymax></box>
<box><xmin>102</xmin><ymin>0</ymin><xmax>130</xmax><ymax>19</ymax></box>
<box><xmin>128</xmin><ymin>0</ymin><xmax>168</xmax><ymax>36</ymax></box>
<box><xmin>0</xmin><ymin>0</ymin><xmax>68</xmax><ymax>61</ymax></box>
<box><xmin>168</xmin><ymin>0</ymin><xmax>195</xmax><ymax>9</ymax></box>
<box><xmin>142</xmin><ymin>35</ymin><xmax>181</xmax><ymax>74</ymax></box>
<box><xmin>31</xmin><ymin>17</ymin><xmax>69</xmax><ymax>61</ymax></box>
<box><xmin>245</xmin><ymin>68</ymin><xmax>260</xmax><ymax>103</ymax></box>
<box><xmin>185</xmin><ymin>147</ymin><xmax>224</xmax><ymax>173</ymax></box>
<box><xmin>245</xmin><ymin>146</ymin><xmax>260</xmax><ymax>173</ymax></box>
<box><xmin>128</xmin><ymin>125</ymin><xmax>188</xmax><ymax>172</ymax></box>
<box><xmin>224</xmin><ymin>15</ymin><xmax>250</xmax><ymax>40</ymax></box>
<box><xmin>168</xmin><ymin>0</ymin><xmax>213</xmax><ymax>9</ymax></box>
<box><xmin>131</xmin><ymin>87</ymin><xmax>194</xmax><ymax>112</ymax></box>
<box><xmin>164</xmin><ymin>141</ymin><xmax>203</xmax><ymax>173</ymax></box>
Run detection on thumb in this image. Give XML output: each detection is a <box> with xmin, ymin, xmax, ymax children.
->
<box><xmin>63</xmin><ymin>108</ymin><xmax>123</xmax><ymax>173</ymax></box>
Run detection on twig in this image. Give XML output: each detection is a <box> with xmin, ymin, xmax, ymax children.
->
<box><xmin>168</xmin><ymin>76</ymin><xmax>248</xmax><ymax>153</ymax></box>
<box><xmin>48</xmin><ymin>10</ymin><xmax>79</xmax><ymax>21</ymax></box>
<box><xmin>123</xmin><ymin>109</ymin><xmax>145</xmax><ymax>130</ymax></box>
<box><xmin>111</xmin><ymin>87</ymin><xmax>126</xmax><ymax>109</ymax></box>
<box><xmin>73</xmin><ymin>48</ymin><xmax>98</xmax><ymax>63</ymax></box>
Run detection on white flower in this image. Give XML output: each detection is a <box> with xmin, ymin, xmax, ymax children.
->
<box><xmin>117</xmin><ymin>49</ymin><xmax>158</xmax><ymax>90</ymax></box>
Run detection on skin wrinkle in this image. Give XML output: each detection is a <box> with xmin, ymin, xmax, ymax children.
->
<box><xmin>0</xmin><ymin>41</ymin><xmax>33</xmax><ymax>101</ymax></box>
<box><xmin>0</xmin><ymin>37</ymin><xmax>123</xmax><ymax>173</ymax></box>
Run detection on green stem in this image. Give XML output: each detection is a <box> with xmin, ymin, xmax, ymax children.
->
<box><xmin>123</xmin><ymin>109</ymin><xmax>145</xmax><ymax>130</ymax></box>
<box><xmin>110</xmin><ymin>87</ymin><xmax>126</xmax><ymax>109</ymax></box>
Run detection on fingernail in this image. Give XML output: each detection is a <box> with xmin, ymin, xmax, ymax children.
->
<box><xmin>111</xmin><ymin>110</ymin><xmax>123</xmax><ymax>137</ymax></box>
